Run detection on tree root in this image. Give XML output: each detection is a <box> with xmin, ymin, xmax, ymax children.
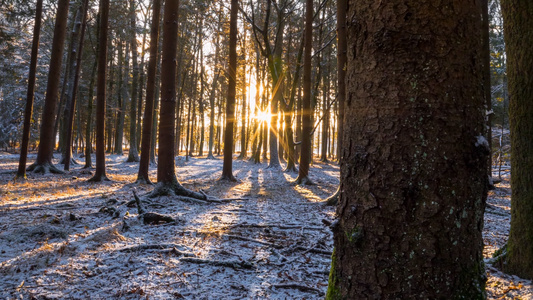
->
<box><xmin>27</xmin><ymin>162</ymin><xmax>65</xmax><ymax>174</ymax></box>
<box><xmin>272</xmin><ymin>283</ymin><xmax>324</xmax><ymax>295</ymax></box>
<box><xmin>119</xmin><ymin>244</ymin><xmax>194</xmax><ymax>257</ymax></box>
<box><xmin>295</xmin><ymin>246</ymin><xmax>332</xmax><ymax>255</ymax></box>
<box><xmin>294</xmin><ymin>175</ymin><xmax>314</xmax><ymax>186</ymax></box>
<box><xmin>323</xmin><ymin>187</ymin><xmax>340</xmax><ymax>206</ymax></box>
<box><xmin>133</xmin><ymin>191</ymin><xmax>182</xmax><ymax>225</ymax></box>
<box><xmin>87</xmin><ymin>174</ymin><xmax>110</xmax><ymax>182</ymax></box>
<box><xmin>224</xmin><ymin>234</ymin><xmax>282</xmax><ymax>248</ymax></box>
<box><xmin>180</xmin><ymin>257</ymin><xmax>253</xmax><ymax>269</ymax></box>
<box><xmin>135</xmin><ymin>176</ymin><xmax>154</xmax><ymax>185</ymax></box>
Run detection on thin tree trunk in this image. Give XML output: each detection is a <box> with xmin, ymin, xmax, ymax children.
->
<box><xmin>16</xmin><ymin>0</ymin><xmax>43</xmax><ymax>179</ymax></box>
<box><xmin>127</xmin><ymin>0</ymin><xmax>140</xmax><ymax>162</ymax></box>
<box><xmin>295</xmin><ymin>0</ymin><xmax>313</xmax><ymax>185</ymax></box>
<box><xmin>137</xmin><ymin>0</ymin><xmax>161</xmax><ymax>184</ymax></box>
<box><xmin>88</xmin><ymin>0</ymin><xmax>110</xmax><ymax>182</ymax></box>
<box><xmin>65</xmin><ymin>0</ymin><xmax>90</xmax><ymax>171</ymax></box>
<box><xmin>221</xmin><ymin>0</ymin><xmax>239</xmax><ymax>181</ymax></box>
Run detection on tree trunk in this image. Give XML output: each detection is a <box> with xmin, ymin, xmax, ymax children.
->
<box><xmin>114</xmin><ymin>41</ymin><xmax>126</xmax><ymax>155</ymax></box>
<box><xmin>27</xmin><ymin>0</ymin><xmax>70</xmax><ymax>174</ymax></box>
<box><xmin>149</xmin><ymin>0</ymin><xmax>206</xmax><ymax>201</ymax></box>
<box><xmin>16</xmin><ymin>0</ymin><xmax>43</xmax><ymax>179</ymax></box>
<box><xmin>127</xmin><ymin>0</ymin><xmax>140</xmax><ymax>162</ymax></box>
<box><xmin>500</xmin><ymin>0</ymin><xmax>533</xmax><ymax>280</ymax></box>
<box><xmin>137</xmin><ymin>0</ymin><xmax>161</xmax><ymax>184</ymax></box>
<box><xmin>220</xmin><ymin>0</ymin><xmax>238</xmax><ymax>181</ymax></box>
<box><xmin>64</xmin><ymin>0</ymin><xmax>90</xmax><ymax>171</ymax></box>
<box><xmin>326</xmin><ymin>1</ymin><xmax>487</xmax><ymax>298</ymax></box>
<box><xmin>88</xmin><ymin>0</ymin><xmax>110</xmax><ymax>182</ymax></box>
<box><xmin>295</xmin><ymin>0</ymin><xmax>313</xmax><ymax>185</ymax></box>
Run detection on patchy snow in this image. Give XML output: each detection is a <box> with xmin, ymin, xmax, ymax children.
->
<box><xmin>0</xmin><ymin>153</ymin><xmax>336</xmax><ymax>299</ymax></box>
<box><xmin>0</xmin><ymin>152</ymin><xmax>531</xmax><ymax>299</ymax></box>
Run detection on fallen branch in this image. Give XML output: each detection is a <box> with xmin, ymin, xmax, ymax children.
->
<box><xmin>119</xmin><ymin>244</ymin><xmax>194</xmax><ymax>257</ymax></box>
<box><xmin>133</xmin><ymin>191</ymin><xmax>180</xmax><ymax>224</ymax></box>
<box><xmin>295</xmin><ymin>246</ymin><xmax>332</xmax><ymax>256</ymax></box>
<box><xmin>229</xmin><ymin>222</ymin><xmax>323</xmax><ymax>231</ymax></box>
<box><xmin>272</xmin><ymin>283</ymin><xmax>324</xmax><ymax>295</ymax></box>
<box><xmin>224</xmin><ymin>234</ymin><xmax>282</xmax><ymax>248</ymax></box>
<box><xmin>180</xmin><ymin>257</ymin><xmax>253</xmax><ymax>269</ymax></box>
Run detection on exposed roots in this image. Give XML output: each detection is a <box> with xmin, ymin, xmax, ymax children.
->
<box><xmin>284</xmin><ymin>164</ymin><xmax>298</xmax><ymax>173</ymax></box>
<box><xmin>27</xmin><ymin>162</ymin><xmax>65</xmax><ymax>174</ymax></box>
<box><xmin>323</xmin><ymin>187</ymin><xmax>340</xmax><ymax>206</ymax></box>
<box><xmin>219</xmin><ymin>174</ymin><xmax>238</xmax><ymax>182</ymax></box>
<box><xmin>145</xmin><ymin>180</ymin><xmax>241</xmax><ymax>204</ymax></box>
<box><xmin>135</xmin><ymin>175</ymin><xmax>154</xmax><ymax>185</ymax></box>
<box><xmin>87</xmin><ymin>174</ymin><xmax>111</xmax><ymax>182</ymax></box>
<box><xmin>294</xmin><ymin>175</ymin><xmax>315</xmax><ymax>186</ymax></box>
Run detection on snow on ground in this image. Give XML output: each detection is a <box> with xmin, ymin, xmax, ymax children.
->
<box><xmin>0</xmin><ymin>152</ymin><xmax>531</xmax><ymax>299</ymax></box>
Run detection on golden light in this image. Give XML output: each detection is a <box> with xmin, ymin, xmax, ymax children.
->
<box><xmin>254</xmin><ymin>110</ymin><xmax>272</xmax><ymax>123</ymax></box>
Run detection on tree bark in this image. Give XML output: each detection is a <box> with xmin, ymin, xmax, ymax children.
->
<box><xmin>88</xmin><ymin>0</ymin><xmax>110</xmax><ymax>182</ymax></box>
<box><xmin>127</xmin><ymin>0</ymin><xmax>140</xmax><ymax>162</ymax></box>
<box><xmin>16</xmin><ymin>0</ymin><xmax>43</xmax><ymax>179</ymax></box>
<box><xmin>295</xmin><ymin>0</ymin><xmax>313</xmax><ymax>185</ymax></box>
<box><xmin>27</xmin><ymin>0</ymin><xmax>70</xmax><ymax>174</ymax></box>
<box><xmin>500</xmin><ymin>0</ymin><xmax>533</xmax><ymax>280</ymax></box>
<box><xmin>137</xmin><ymin>0</ymin><xmax>161</xmax><ymax>184</ymax></box>
<box><xmin>65</xmin><ymin>0</ymin><xmax>90</xmax><ymax>171</ymax></box>
<box><xmin>326</xmin><ymin>1</ymin><xmax>487</xmax><ymax>298</ymax></box>
<box><xmin>221</xmin><ymin>0</ymin><xmax>238</xmax><ymax>181</ymax></box>
<box><xmin>149</xmin><ymin>0</ymin><xmax>206</xmax><ymax>201</ymax></box>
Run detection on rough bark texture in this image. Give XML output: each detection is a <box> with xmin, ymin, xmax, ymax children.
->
<box><xmin>220</xmin><ymin>0</ymin><xmax>238</xmax><ymax>181</ymax></box>
<box><xmin>16</xmin><ymin>0</ymin><xmax>43</xmax><ymax>179</ymax></box>
<box><xmin>501</xmin><ymin>0</ymin><xmax>533</xmax><ymax>280</ymax></box>
<box><xmin>327</xmin><ymin>1</ymin><xmax>487</xmax><ymax>299</ymax></box>
<box><xmin>137</xmin><ymin>0</ymin><xmax>161</xmax><ymax>184</ymax></box>
<box><xmin>295</xmin><ymin>0</ymin><xmax>313</xmax><ymax>185</ymax></box>
<box><xmin>88</xmin><ymin>0</ymin><xmax>110</xmax><ymax>182</ymax></box>
<box><xmin>27</xmin><ymin>0</ymin><xmax>70</xmax><ymax>174</ymax></box>
<box><xmin>127</xmin><ymin>0</ymin><xmax>140</xmax><ymax>163</ymax></box>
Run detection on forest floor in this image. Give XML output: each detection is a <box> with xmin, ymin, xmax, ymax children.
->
<box><xmin>0</xmin><ymin>152</ymin><xmax>531</xmax><ymax>299</ymax></box>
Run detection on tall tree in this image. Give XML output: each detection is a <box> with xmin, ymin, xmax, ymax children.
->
<box><xmin>16</xmin><ymin>0</ymin><xmax>43</xmax><ymax>179</ymax></box>
<box><xmin>326</xmin><ymin>1</ymin><xmax>487</xmax><ymax>298</ymax></box>
<box><xmin>148</xmin><ymin>0</ymin><xmax>207</xmax><ymax>201</ymax></box>
<box><xmin>221</xmin><ymin>0</ymin><xmax>238</xmax><ymax>181</ymax></box>
<box><xmin>26</xmin><ymin>0</ymin><xmax>70</xmax><ymax>174</ymax></box>
<box><xmin>137</xmin><ymin>0</ymin><xmax>161</xmax><ymax>184</ymax></box>
<box><xmin>65</xmin><ymin>0</ymin><xmax>90</xmax><ymax>171</ymax></box>
<box><xmin>324</xmin><ymin>0</ymin><xmax>347</xmax><ymax>205</ymax></box>
<box><xmin>500</xmin><ymin>0</ymin><xmax>533</xmax><ymax>280</ymax></box>
<box><xmin>88</xmin><ymin>0</ymin><xmax>110</xmax><ymax>182</ymax></box>
<box><xmin>127</xmin><ymin>0</ymin><xmax>140</xmax><ymax>162</ymax></box>
<box><xmin>295</xmin><ymin>0</ymin><xmax>313</xmax><ymax>185</ymax></box>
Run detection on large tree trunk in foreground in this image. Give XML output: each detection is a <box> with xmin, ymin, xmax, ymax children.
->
<box><xmin>27</xmin><ymin>0</ymin><xmax>70</xmax><ymax>174</ymax></box>
<box><xmin>500</xmin><ymin>0</ymin><xmax>533</xmax><ymax>280</ymax></box>
<box><xmin>220</xmin><ymin>0</ymin><xmax>238</xmax><ymax>181</ymax></box>
<box><xmin>295</xmin><ymin>0</ymin><xmax>313</xmax><ymax>185</ymax></box>
<box><xmin>16</xmin><ymin>0</ymin><xmax>43</xmax><ymax>179</ymax></box>
<box><xmin>326</xmin><ymin>1</ymin><xmax>487</xmax><ymax>298</ymax></box>
<box><xmin>88</xmin><ymin>0</ymin><xmax>110</xmax><ymax>182</ymax></box>
<box><xmin>137</xmin><ymin>0</ymin><xmax>161</xmax><ymax>184</ymax></box>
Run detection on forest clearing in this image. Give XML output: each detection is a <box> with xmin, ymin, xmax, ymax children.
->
<box><xmin>0</xmin><ymin>152</ymin><xmax>531</xmax><ymax>299</ymax></box>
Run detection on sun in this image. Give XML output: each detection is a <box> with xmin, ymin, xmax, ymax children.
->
<box><xmin>254</xmin><ymin>110</ymin><xmax>271</xmax><ymax>123</ymax></box>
